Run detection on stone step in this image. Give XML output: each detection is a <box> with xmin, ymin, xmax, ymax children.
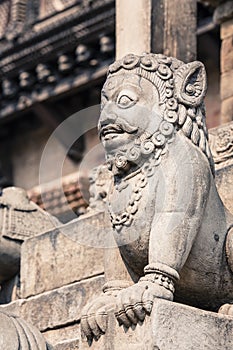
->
<box><xmin>1</xmin><ymin>276</ymin><xmax>104</xmax><ymax>332</ymax></box>
<box><xmin>53</xmin><ymin>339</ymin><xmax>80</xmax><ymax>350</ymax></box>
<box><xmin>43</xmin><ymin>323</ymin><xmax>80</xmax><ymax>347</ymax></box>
<box><xmin>80</xmin><ymin>299</ymin><xmax>233</xmax><ymax>350</ymax></box>
<box><xmin>20</xmin><ymin>212</ymin><xmax>109</xmax><ymax>298</ymax></box>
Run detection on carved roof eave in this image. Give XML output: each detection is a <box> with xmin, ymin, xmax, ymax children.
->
<box><xmin>0</xmin><ymin>0</ymin><xmax>115</xmax><ymax>78</ymax></box>
<box><xmin>0</xmin><ymin>62</ymin><xmax>110</xmax><ymax>119</ymax></box>
<box><xmin>0</xmin><ymin>0</ymin><xmax>115</xmax><ymax>120</ymax></box>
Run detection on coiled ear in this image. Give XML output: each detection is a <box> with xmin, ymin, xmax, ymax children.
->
<box><xmin>174</xmin><ymin>61</ymin><xmax>207</xmax><ymax>107</ymax></box>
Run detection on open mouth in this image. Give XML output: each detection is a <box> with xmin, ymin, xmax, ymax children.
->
<box><xmin>100</xmin><ymin>124</ymin><xmax>124</xmax><ymax>139</ymax></box>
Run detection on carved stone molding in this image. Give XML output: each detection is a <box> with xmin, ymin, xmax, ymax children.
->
<box><xmin>5</xmin><ymin>0</ymin><xmax>29</xmax><ymax>40</ymax></box>
<box><xmin>209</xmin><ymin>121</ymin><xmax>233</xmax><ymax>168</ymax></box>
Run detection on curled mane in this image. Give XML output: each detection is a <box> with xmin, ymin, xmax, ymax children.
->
<box><xmin>108</xmin><ymin>53</ymin><xmax>215</xmax><ymax>175</ymax></box>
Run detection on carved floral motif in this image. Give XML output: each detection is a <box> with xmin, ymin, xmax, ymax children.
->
<box><xmin>209</xmin><ymin>122</ymin><xmax>233</xmax><ymax>167</ymax></box>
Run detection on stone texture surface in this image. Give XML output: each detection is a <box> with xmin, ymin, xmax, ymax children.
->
<box><xmin>81</xmin><ymin>53</ymin><xmax>233</xmax><ymax>342</ymax></box>
<box><xmin>216</xmin><ymin>164</ymin><xmax>233</xmax><ymax>214</ymax></box>
<box><xmin>0</xmin><ymin>310</ymin><xmax>48</xmax><ymax>350</ymax></box>
<box><xmin>221</xmin><ymin>18</ymin><xmax>233</xmax><ymax>39</ymax></box>
<box><xmin>0</xmin><ymin>186</ymin><xmax>58</xmax><ymax>288</ymax></box>
<box><xmin>209</xmin><ymin>122</ymin><xmax>233</xmax><ymax>168</ymax></box>
<box><xmin>221</xmin><ymin>96</ymin><xmax>233</xmax><ymax>123</ymax></box>
<box><xmin>53</xmin><ymin>339</ymin><xmax>80</xmax><ymax>350</ymax></box>
<box><xmin>214</xmin><ymin>1</ymin><xmax>233</xmax><ymax>24</ymax></box>
<box><xmin>80</xmin><ymin>300</ymin><xmax>233</xmax><ymax>350</ymax></box>
<box><xmin>43</xmin><ymin>323</ymin><xmax>80</xmax><ymax>346</ymax></box>
<box><xmin>1</xmin><ymin>276</ymin><xmax>104</xmax><ymax>332</ymax></box>
<box><xmin>116</xmin><ymin>0</ymin><xmax>151</xmax><ymax>58</ymax></box>
<box><xmin>221</xmin><ymin>70</ymin><xmax>233</xmax><ymax>100</ymax></box>
<box><xmin>221</xmin><ymin>35</ymin><xmax>233</xmax><ymax>73</ymax></box>
<box><xmin>21</xmin><ymin>219</ymin><xmax>105</xmax><ymax>297</ymax></box>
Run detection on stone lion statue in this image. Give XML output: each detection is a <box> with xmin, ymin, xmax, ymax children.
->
<box><xmin>0</xmin><ymin>310</ymin><xmax>50</xmax><ymax>349</ymax></box>
<box><xmin>81</xmin><ymin>53</ymin><xmax>233</xmax><ymax>342</ymax></box>
<box><xmin>0</xmin><ymin>187</ymin><xmax>59</xmax><ymax>302</ymax></box>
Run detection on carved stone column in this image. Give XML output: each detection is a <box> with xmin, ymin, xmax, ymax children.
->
<box><xmin>116</xmin><ymin>0</ymin><xmax>197</xmax><ymax>62</ymax></box>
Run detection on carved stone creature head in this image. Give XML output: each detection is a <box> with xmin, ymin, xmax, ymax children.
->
<box><xmin>98</xmin><ymin>53</ymin><xmax>214</xmax><ymax>175</ymax></box>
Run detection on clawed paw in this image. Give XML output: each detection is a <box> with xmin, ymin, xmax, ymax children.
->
<box><xmin>115</xmin><ymin>281</ymin><xmax>173</xmax><ymax>328</ymax></box>
<box><xmin>218</xmin><ymin>303</ymin><xmax>233</xmax><ymax>316</ymax></box>
<box><xmin>114</xmin><ymin>282</ymin><xmax>153</xmax><ymax>328</ymax></box>
<box><xmin>81</xmin><ymin>294</ymin><xmax>116</xmax><ymax>343</ymax></box>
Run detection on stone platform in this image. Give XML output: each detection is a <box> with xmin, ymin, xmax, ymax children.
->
<box><xmin>80</xmin><ymin>299</ymin><xmax>233</xmax><ymax>350</ymax></box>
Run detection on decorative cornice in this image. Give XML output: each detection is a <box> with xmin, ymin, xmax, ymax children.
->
<box><xmin>0</xmin><ymin>0</ymin><xmax>115</xmax><ymax>75</ymax></box>
<box><xmin>0</xmin><ymin>0</ymin><xmax>115</xmax><ymax>118</ymax></box>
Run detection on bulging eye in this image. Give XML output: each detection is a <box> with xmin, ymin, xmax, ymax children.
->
<box><xmin>117</xmin><ymin>95</ymin><xmax>135</xmax><ymax>108</ymax></box>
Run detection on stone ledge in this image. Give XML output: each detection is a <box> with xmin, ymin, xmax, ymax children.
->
<box><xmin>0</xmin><ymin>276</ymin><xmax>104</xmax><ymax>332</ymax></box>
<box><xmin>80</xmin><ymin>299</ymin><xmax>233</xmax><ymax>350</ymax></box>
<box><xmin>53</xmin><ymin>339</ymin><xmax>80</xmax><ymax>350</ymax></box>
<box><xmin>43</xmin><ymin>323</ymin><xmax>80</xmax><ymax>347</ymax></box>
<box><xmin>20</xmin><ymin>213</ymin><xmax>105</xmax><ymax>298</ymax></box>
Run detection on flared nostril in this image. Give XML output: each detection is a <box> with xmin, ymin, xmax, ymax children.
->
<box><xmin>98</xmin><ymin>113</ymin><xmax>118</xmax><ymax>129</ymax></box>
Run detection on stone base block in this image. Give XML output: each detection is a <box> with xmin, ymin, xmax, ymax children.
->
<box><xmin>21</xmin><ymin>213</ymin><xmax>107</xmax><ymax>298</ymax></box>
<box><xmin>81</xmin><ymin>299</ymin><xmax>233</xmax><ymax>350</ymax></box>
<box><xmin>53</xmin><ymin>339</ymin><xmax>80</xmax><ymax>350</ymax></box>
<box><xmin>43</xmin><ymin>323</ymin><xmax>80</xmax><ymax>347</ymax></box>
<box><xmin>1</xmin><ymin>276</ymin><xmax>104</xmax><ymax>332</ymax></box>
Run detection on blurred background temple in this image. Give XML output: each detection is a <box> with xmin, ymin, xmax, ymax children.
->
<box><xmin>0</xmin><ymin>0</ymin><xmax>230</xmax><ymax>222</ymax></box>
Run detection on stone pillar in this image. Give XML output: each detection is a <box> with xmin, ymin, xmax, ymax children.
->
<box><xmin>116</xmin><ymin>0</ymin><xmax>197</xmax><ymax>62</ymax></box>
<box><xmin>116</xmin><ymin>0</ymin><xmax>152</xmax><ymax>59</ymax></box>
<box><xmin>214</xmin><ymin>1</ymin><xmax>233</xmax><ymax>123</ymax></box>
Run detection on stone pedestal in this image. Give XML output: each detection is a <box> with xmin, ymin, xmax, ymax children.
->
<box><xmin>0</xmin><ymin>213</ymin><xmax>107</xmax><ymax>349</ymax></box>
<box><xmin>80</xmin><ymin>299</ymin><xmax>233</xmax><ymax>350</ymax></box>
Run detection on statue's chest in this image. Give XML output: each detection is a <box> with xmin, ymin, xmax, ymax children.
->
<box><xmin>107</xmin><ymin>170</ymin><xmax>158</xmax><ymax>270</ymax></box>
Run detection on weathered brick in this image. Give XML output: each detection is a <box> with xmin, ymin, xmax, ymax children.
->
<box><xmin>221</xmin><ymin>36</ymin><xmax>233</xmax><ymax>73</ymax></box>
<box><xmin>1</xmin><ymin>276</ymin><xmax>104</xmax><ymax>332</ymax></box>
<box><xmin>20</xmin><ymin>213</ymin><xmax>109</xmax><ymax>298</ymax></box>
